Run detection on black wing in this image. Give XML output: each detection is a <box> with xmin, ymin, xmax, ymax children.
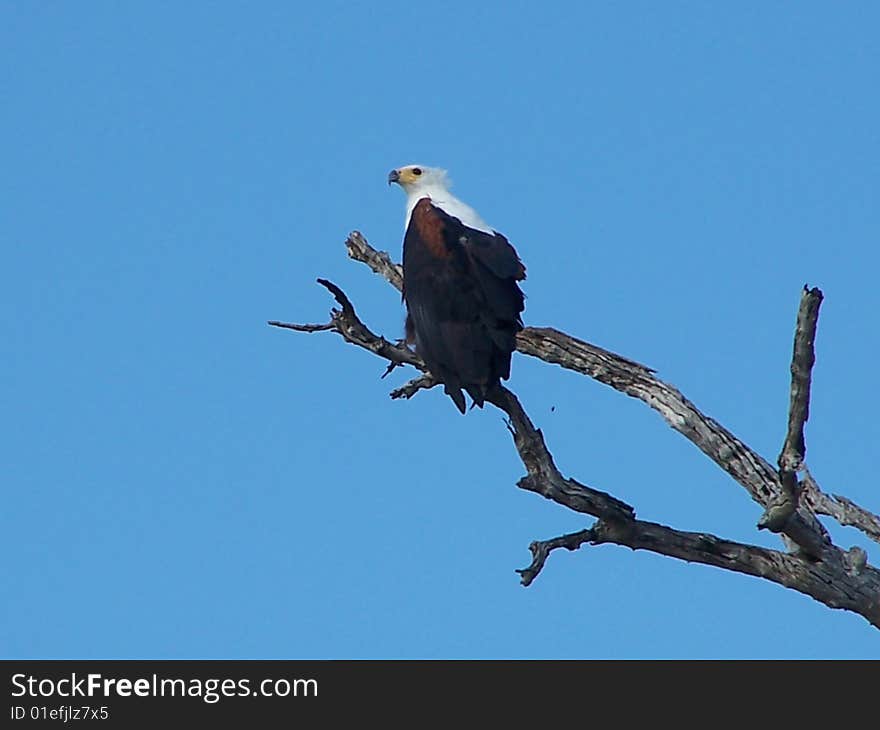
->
<box><xmin>403</xmin><ymin>199</ymin><xmax>526</xmax><ymax>412</ymax></box>
<box><xmin>433</xmin><ymin>205</ymin><xmax>526</xmax><ymax>362</ymax></box>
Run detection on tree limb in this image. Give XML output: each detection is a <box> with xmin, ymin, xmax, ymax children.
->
<box><xmin>267</xmin><ymin>320</ymin><xmax>334</xmax><ymax>333</ymax></box>
<box><xmin>801</xmin><ymin>467</ymin><xmax>880</xmax><ymax>546</ymax></box>
<box><xmin>517</xmin><ymin>529</ymin><xmax>595</xmax><ymax>587</ymax></box>
<box><xmin>347</xmin><ymin>231</ymin><xmax>403</xmax><ymax>292</ymax></box>
<box><xmin>269</xmin><ymin>277</ymin><xmax>425</xmax><ymax>373</ymax></box>
<box><xmin>588</xmin><ymin>520</ymin><xmax>879</xmax><ymax>624</ymax></box>
<box><xmin>482</xmin><ymin>384</ymin><xmax>879</xmax><ymax>626</ymax></box>
<box><xmin>390</xmin><ymin>374</ymin><xmax>438</xmax><ymax>400</ymax></box>
<box><xmin>763</xmin><ymin>287</ymin><xmax>823</xmax><ymax>533</ymax></box>
<box><xmin>270</xmin><ymin>233</ymin><xmax>880</xmax><ymax>629</ymax></box>
<box><xmin>487</xmin><ymin>386</ymin><xmax>635</xmax><ymax>522</ymax></box>
<box><xmin>780</xmin><ymin>286</ymin><xmax>823</xmax><ymax>473</ymax></box>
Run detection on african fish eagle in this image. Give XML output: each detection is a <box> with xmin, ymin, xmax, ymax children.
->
<box><xmin>388</xmin><ymin>165</ymin><xmax>526</xmax><ymax>414</ymax></box>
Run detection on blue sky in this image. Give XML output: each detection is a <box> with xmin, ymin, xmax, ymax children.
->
<box><xmin>2</xmin><ymin>2</ymin><xmax>878</xmax><ymax>658</ymax></box>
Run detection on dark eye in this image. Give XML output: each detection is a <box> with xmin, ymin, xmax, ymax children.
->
<box><xmin>412</xmin><ymin>167</ymin><xmax>422</xmax><ymax>176</ymax></box>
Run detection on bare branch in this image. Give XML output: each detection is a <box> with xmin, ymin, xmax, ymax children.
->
<box><xmin>758</xmin><ymin>287</ymin><xmax>824</xmax><ymax>546</ymax></box>
<box><xmin>516</xmin><ymin>515</ymin><xmax>880</xmax><ymax>627</ymax></box>
<box><xmin>482</xmin><ymin>384</ymin><xmax>878</xmax><ymax>625</ymax></box>
<box><xmin>487</xmin><ymin>386</ymin><xmax>635</xmax><ymax>522</ymax></box>
<box><xmin>267</xmin><ymin>320</ymin><xmax>333</xmax><ymax>333</ymax></box>
<box><xmin>516</xmin><ymin>326</ymin><xmax>830</xmax><ymax>558</ymax></box>
<box><xmin>390</xmin><ymin>374</ymin><xmax>438</xmax><ymax>400</ymax></box>
<box><xmin>269</xmin><ymin>278</ymin><xmax>425</xmax><ymax>380</ymax></box>
<box><xmin>346</xmin><ymin>231</ymin><xmax>403</xmax><ymax>292</ymax></box>
<box><xmin>588</xmin><ymin>520</ymin><xmax>880</xmax><ymax>627</ymax></box>
<box><xmin>801</xmin><ymin>468</ymin><xmax>880</xmax><ymax>546</ymax></box>
<box><xmin>522</xmin><ymin>305</ymin><xmax>876</xmax><ymax>548</ymax></box>
<box><xmin>270</xmin><ymin>234</ymin><xmax>880</xmax><ymax>628</ymax></box>
<box><xmin>517</xmin><ymin>528</ymin><xmax>596</xmax><ymax>587</ymax></box>
<box><xmin>780</xmin><ymin>287</ymin><xmax>823</xmax><ymax>470</ymax></box>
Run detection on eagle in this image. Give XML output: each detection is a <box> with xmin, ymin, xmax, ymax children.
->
<box><xmin>389</xmin><ymin>165</ymin><xmax>526</xmax><ymax>414</ymax></box>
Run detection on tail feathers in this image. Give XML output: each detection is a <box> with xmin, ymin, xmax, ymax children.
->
<box><xmin>445</xmin><ymin>384</ymin><xmax>467</xmax><ymax>415</ymax></box>
<box><xmin>444</xmin><ymin>379</ymin><xmax>504</xmax><ymax>415</ymax></box>
<box><xmin>465</xmin><ymin>385</ymin><xmax>486</xmax><ymax>410</ymax></box>
<box><xmin>444</xmin><ymin>384</ymin><xmax>490</xmax><ymax>414</ymax></box>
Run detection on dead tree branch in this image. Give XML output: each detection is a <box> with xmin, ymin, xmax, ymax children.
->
<box><xmin>801</xmin><ymin>468</ymin><xmax>880</xmax><ymax>546</ymax></box>
<box><xmin>485</xmin><ymin>384</ymin><xmax>879</xmax><ymax>625</ymax></box>
<box><xmin>390</xmin><ymin>374</ymin><xmax>438</xmax><ymax>400</ymax></box>
<box><xmin>518</xmin><ymin>520</ymin><xmax>879</xmax><ymax>625</ymax></box>
<box><xmin>269</xmin><ymin>232</ymin><xmax>880</xmax><ymax>629</ymax></box>
<box><xmin>485</xmin><ymin>386</ymin><xmax>634</xmax><ymax>522</ymax></box>
<box><xmin>763</xmin><ymin>287</ymin><xmax>823</xmax><ymax>532</ymax></box>
<box><xmin>517</xmin><ymin>327</ymin><xmax>831</xmax><ymax>558</ymax></box>
<box><xmin>518</xmin><ymin>529</ymin><xmax>596</xmax><ymax>587</ymax></box>
<box><xmin>346</xmin><ymin>231</ymin><xmax>403</xmax><ymax>291</ymax></box>
<box><xmin>267</xmin><ymin>320</ymin><xmax>333</xmax><ymax>333</ymax></box>
<box><xmin>269</xmin><ymin>277</ymin><xmax>424</xmax><ymax>373</ymax></box>
<box><xmin>780</xmin><ymin>287</ymin><xmax>823</xmax><ymax>475</ymax></box>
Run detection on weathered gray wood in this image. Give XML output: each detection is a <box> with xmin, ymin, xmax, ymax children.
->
<box><xmin>762</xmin><ymin>287</ymin><xmax>824</xmax><ymax>537</ymax></box>
<box><xmin>801</xmin><ymin>470</ymin><xmax>880</xmax><ymax>546</ymax></box>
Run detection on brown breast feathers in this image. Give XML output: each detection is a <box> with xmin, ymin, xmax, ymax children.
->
<box><xmin>410</xmin><ymin>198</ymin><xmax>451</xmax><ymax>259</ymax></box>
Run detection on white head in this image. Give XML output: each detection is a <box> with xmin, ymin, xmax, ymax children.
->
<box><xmin>387</xmin><ymin>164</ymin><xmax>493</xmax><ymax>234</ymax></box>
<box><xmin>387</xmin><ymin>164</ymin><xmax>451</xmax><ymax>195</ymax></box>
